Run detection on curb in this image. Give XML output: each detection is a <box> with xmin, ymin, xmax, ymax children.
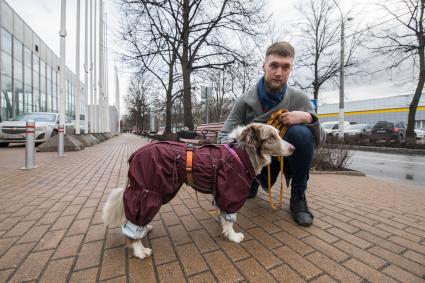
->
<box><xmin>334</xmin><ymin>144</ymin><xmax>425</xmax><ymax>156</ymax></box>
<box><xmin>311</xmin><ymin>170</ymin><xmax>365</xmax><ymax>176</ymax></box>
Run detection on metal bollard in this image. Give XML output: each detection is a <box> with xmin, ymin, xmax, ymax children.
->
<box><xmin>23</xmin><ymin>119</ymin><xmax>35</xmax><ymax>169</ymax></box>
<box><xmin>58</xmin><ymin>124</ymin><xmax>64</xmax><ymax>157</ymax></box>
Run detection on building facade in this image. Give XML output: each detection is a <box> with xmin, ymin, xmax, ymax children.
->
<box><xmin>318</xmin><ymin>93</ymin><xmax>425</xmax><ymax>128</ymax></box>
<box><xmin>0</xmin><ymin>0</ymin><xmax>83</xmax><ymax>123</ymax></box>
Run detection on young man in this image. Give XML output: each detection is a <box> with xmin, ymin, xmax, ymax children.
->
<box><xmin>218</xmin><ymin>42</ymin><xmax>325</xmax><ymax>227</ymax></box>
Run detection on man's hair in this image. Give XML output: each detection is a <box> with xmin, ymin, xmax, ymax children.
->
<box><xmin>265</xmin><ymin>42</ymin><xmax>295</xmax><ymax>59</ymax></box>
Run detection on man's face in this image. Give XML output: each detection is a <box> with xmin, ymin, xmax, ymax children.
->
<box><xmin>263</xmin><ymin>54</ymin><xmax>293</xmax><ymax>94</ymax></box>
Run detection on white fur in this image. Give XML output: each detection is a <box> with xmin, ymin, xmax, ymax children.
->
<box><xmin>220</xmin><ymin>214</ymin><xmax>244</xmax><ymax>243</ymax></box>
<box><xmin>102</xmin><ymin>186</ymin><xmax>126</xmax><ymax>227</ymax></box>
<box><xmin>130</xmin><ymin>224</ymin><xmax>153</xmax><ymax>259</ymax></box>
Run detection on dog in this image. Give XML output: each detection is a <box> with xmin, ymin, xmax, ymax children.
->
<box><xmin>102</xmin><ymin>123</ymin><xmax>294</xmax><ymax>259</ymax></box>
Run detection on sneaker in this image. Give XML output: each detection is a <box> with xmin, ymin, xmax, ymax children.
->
<box><xmin>121</xmin><ymin>221</ymin><xmax>147</xmax><ymax>239</ymax></box>
<box><xmin>290</xmin><ymin>192</ymin><xmax>314</xmax><ymax>227</ymax></box>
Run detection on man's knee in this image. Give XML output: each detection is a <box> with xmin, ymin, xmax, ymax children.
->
<box><xmin>284</xmin><ymin>125</ymin><xmax>315</xmax><ymax>148</ymax></box>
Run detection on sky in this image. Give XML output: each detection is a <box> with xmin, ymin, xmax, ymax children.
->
<box><xmin>6</xmin><ymin>0</ymin><xmax>419</xmax><ymax>111</ymax></box>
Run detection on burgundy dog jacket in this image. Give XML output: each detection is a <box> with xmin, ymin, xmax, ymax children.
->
<box><xmin>123</xmin><ymin>141</ymin><xmax>256</xmax><ymax>226</ymax></box>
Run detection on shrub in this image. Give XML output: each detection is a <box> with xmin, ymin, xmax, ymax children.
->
<box><xmin>312</xmin><ymin>143</ymin><xmax>353</xmax><ymax>171</ymax></box>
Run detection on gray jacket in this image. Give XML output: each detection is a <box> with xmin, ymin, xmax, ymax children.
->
<box><xmin>218</xmin><ymin>85</ymin><xmax>326</xmax><ymax>147</ymax></box>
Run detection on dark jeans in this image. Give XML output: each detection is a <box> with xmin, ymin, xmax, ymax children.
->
<box><xmin>258</xmin><ymin>124</ymin><xmax>316</xmax><ymax>194</ymax></box>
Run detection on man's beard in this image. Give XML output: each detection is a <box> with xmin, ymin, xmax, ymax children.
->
<box><xmin>264</xmin><ymin>79</ymin><xmax>284</xmax><ymax>94</ymax></box>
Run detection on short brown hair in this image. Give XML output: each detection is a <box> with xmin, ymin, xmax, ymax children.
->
<box><xmin>265</xmin><ymin>42</ymin><xmax>295</xmax><ymax>59</ymax></box>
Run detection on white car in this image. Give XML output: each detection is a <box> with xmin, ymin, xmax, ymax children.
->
<box><xmin>321</xmin><ymin>121</ymin><xmax>350</xmax><ymax>136</ymax></box>
<box><xmin>0</xmin><ymin>112</ymin><xmax>75</xmax><ymax>147</ymax></box>
<box><xmin>415</xmin><ymin>128</ymin><xmax>425</xmax><ymax>139</ymax></box>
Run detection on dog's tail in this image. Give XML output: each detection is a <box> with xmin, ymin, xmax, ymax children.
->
<box><xmin>102</xmin><ymin>179</ymin><xmax>128</xmax><ymax>227</ymax></box>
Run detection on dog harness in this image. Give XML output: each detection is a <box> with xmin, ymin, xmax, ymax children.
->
<box><xmin>123</xmin><ymin>141</ymin><xmax>256</xmax><ymax>226</ymax></box>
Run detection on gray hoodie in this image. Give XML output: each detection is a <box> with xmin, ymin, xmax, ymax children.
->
<box><xmin>218</xmin><ymin>85</ymin><xmax>326</xmax><ymax>147</ymax></box>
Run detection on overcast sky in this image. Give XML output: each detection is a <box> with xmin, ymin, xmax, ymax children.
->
<box><xmin>6</xmin><ymin>0</ymin><xmax>419</xmax><ymax>109</ymax></box>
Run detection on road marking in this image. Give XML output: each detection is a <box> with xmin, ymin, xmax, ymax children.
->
<box><xmin>354</xmin><ymin>155</ymin><xmax>425</xmax><ymax>165</ymax></box>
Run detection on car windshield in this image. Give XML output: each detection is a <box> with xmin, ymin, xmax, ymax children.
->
<box><xmin>322</xmin><ymin>123</ymin><xmax>335</xmax><ymax>129</ymax></box>
<box><xmin>348</xmin><ymin>124</ymin><xmax>368</xmax><ymax>130</ymax></box>
<box><xmin>12</xmin><ymin>113</ymin><xmax>56</xmax><ymax>122</ymax></box>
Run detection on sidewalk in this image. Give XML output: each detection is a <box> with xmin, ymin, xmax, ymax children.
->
<box><xmin>0</xmin><ymin>134</ymin><xmax>424</xmax><ymax>283</ymax></box>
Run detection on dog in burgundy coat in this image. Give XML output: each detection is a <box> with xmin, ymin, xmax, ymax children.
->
<box><xmin>102</xmin><ymin>123</ymin><xmax>294</xmax><ymax>259</ymax></box>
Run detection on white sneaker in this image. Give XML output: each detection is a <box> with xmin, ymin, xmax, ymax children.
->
<box><xmin>121</xmin><ymin>221</ymin><xmax>147</xmax><ymax>239</ymax></box>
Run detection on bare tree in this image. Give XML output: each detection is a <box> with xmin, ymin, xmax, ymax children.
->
<box><xmin>119</xmin><ymin>0</ymin><xmax>268</xmax><ymax>130</ymax></box>
<box><xmin>119</xmin><ymin>1</ymin><xmax>183</xmax><ymax>134</ymax></box>
<box><xmin>369</xmin><ymin>0</ymin><xmax>424</xmax><ymax>143</ymax></box>
<box><xmin>124</xmin><ymin>76</ymin><xmax>153</xmax><ymax>133</ymax></box>
<box><xmin>293</xmin><ymin>0</ymin><xmax>362</xmax><ymax>108</ymax></box>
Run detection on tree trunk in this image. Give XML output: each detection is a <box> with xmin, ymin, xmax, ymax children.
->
<box><xmin>182</xmin><ymin>0</ymin><xmax>194</xmax><ymax>130</ymax></box>
<box><xmin>406</xmin><ymin>40</ymin><xmax>425</xmax><ymax>145</ymax></box>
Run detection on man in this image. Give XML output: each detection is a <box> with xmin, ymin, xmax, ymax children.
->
<box><xmin>218</xmin><ymin>42</ymin><xmax>325</xmax><ymax>227</ymax></box>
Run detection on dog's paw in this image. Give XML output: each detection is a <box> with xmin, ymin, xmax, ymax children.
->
<box><xmin>134</xmin><ymin>247</ymin><xmax>152</xmax><ymax>259</ymax></box>
<box><xmin>229</xmin><ymin>232</ymin><xmax>244</xmax><ymax>243</ymax></box>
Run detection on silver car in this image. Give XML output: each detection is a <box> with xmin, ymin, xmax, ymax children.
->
<box><xmin>0</xmin><ymin>112</ymin><xmax>75</xmax><ymax>147</ymax></box>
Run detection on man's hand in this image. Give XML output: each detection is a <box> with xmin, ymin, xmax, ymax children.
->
<box><xmin>280</xmin><ymin>111</ymin><xmax>312</xmax><ymax>126</ymax></box>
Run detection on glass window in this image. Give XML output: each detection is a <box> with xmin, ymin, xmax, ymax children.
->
<box><xmin>14</xmin><ymin>79</ymin><xmax>24</xmax><ymax>115</ymax></box>
<box><xmin>14</xmin><ymin>59</ymin><xmax>23</xmax><ymax>82</ymax></box>
<box><xmin>24</xmin><ymin>84</ymin><xmax>32</xmax><ymax>113</ymax></box>
<box><xmin>24</xmin><ymin>47</ymin><xmax>31</xmax><ymax>67</ymax></box>
<box><xmin>33</xmin><ymin>54</ymin><xmax>39</xmax><ymax>70</ymax></box>
<box><xmin>33</xmin><ymin>88</ymin><xmax>40</xmax><ymax>112</ymax></box>
<box><xmin>13</xmin><ymin>39</ymin><xmax>23</xmax><ymax>62</ymax></box>
<box><xmin>24</xmin><ymin>65</ymin><xmax>31</xmax><ymax>86</ymax></box>
<box><xmin>40</xmin><ymin>60</ymin><xmax>46</xmax><ymax>78</ymax></box>
<box><xmin>1</xmin><ymin>51</ymin><xmax>12</xmax><ymax>76</ymax></box>
<box><xmin>1</xmin><ymin>75</ymin><xmax>13</xmax><ymax>121</ymax></box>
<box><xmin>1</xmin><ymin>28</ymin><xmax>12</xmax><ymax>54</ymax></box>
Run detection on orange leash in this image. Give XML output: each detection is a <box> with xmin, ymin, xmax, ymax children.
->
<box><xmin>266</xmin><ymin>109</ymin><xmax>289</xmax><ymax>210</ymax></box>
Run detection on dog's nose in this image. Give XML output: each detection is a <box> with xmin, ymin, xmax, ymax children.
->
<box><xmin>288</xmin><ymin>144</ymin><xmax>295</xmax><ymax>154</ymax></box>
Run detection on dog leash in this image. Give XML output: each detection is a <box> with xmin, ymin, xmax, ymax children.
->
<box><xmin>266</xmin><ymin>109</ymin><xmax>289</xmax><ymax>210</ymax></box>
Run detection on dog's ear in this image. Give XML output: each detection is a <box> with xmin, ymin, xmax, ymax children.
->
<box><xmin>240</xmin><ymin>123</ymin><xmax>262</xmax><ymax>147</ymax></box>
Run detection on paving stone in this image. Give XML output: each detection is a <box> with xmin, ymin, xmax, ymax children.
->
<box><xmin>274</xmin><ymin>246</ymin><xmax>322</xmax><ymax>280</ymax></box>
<box><xmin>176</xmin><ymin>243</ymin><xmax>208</xmax><ymax>276</ymax></box>
<box><xmin>8</xmin><ymin>249</ymin><xmax>53</xmax><ymax>282</ymax></box>
<box><xmin>236</xmin><ymin>258</ymin><xmax>277</xmax><ymax>282</ymax></box>
<box><xmin>1</xmin><ymin>134</ymin><xmax>425</xmax><ymax>283</ymax></box>
<box><xmin>204</xmin><ymin>250</ymin><xmax>243</xmax><ymax>282</ymax></box>
<box><xmin>99</xmin><ymin>247</ymin><xmax>126</xmax><ymax>281</ymax></box>
<box><xmin>39</xmin><ymin>257</ymin><xmax>74</xmax><ymax>283</ymax></box>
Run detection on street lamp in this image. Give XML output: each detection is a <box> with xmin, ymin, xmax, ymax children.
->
<box><xmin>333</xmin><ymin>0</ymin><xmax>353</xmax><ymax>142</ymax></box>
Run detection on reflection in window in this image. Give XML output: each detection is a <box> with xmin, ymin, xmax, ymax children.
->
<box><xmin>1</xmin><ymin>28</ymin><xmax>12</xmax><ymax>54</ymax></box>
<box><xmin>13</xmin><ymin>39</ymin><xmax>23</xmax><ymax>62</ymax></box>
<box><xmin>1</xmin><ymin>51</ymin><xmax>12</xmax><ymax>76</ymax></box>
<box><xmin>24</xmin><ymin>84</ymin><xmax>32</xmax><ymax>113</ymax></box>
<box><xmin>1</xmin><ymin>75</ymin><xmax>13</xmax><ymax>121</ymax></box>
<box><xmin>14</xmin><ymin>80</ymin><xmax>24</xmax><ymax>115</ymax></box>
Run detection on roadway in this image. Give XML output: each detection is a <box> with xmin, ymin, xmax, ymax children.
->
<box><xmin>347</xmin><ymin>150</ymin><xmax>425</xmax><ymax>187</ymax></box>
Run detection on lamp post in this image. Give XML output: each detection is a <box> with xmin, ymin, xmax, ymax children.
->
<box><xmin>333</xmin><ymin>0</ymin><xmax>352</xmax><ymax>142</ymax></box>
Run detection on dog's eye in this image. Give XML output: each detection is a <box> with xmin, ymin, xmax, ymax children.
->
<box><xmin>266</xmin><ymin>136</ymin><xmax>276</xmax><ymax>142</ymax></box>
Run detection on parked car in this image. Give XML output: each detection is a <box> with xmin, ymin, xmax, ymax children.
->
<box><xmin>370</xmin><ymin>121</ymin><xmax>406</xmax><ymax>142</ymax></box>
<box><xmin>0</xmin><ymin>112</ymin><xmax>75</xmax><ymax>147</ymax></box>
<box><xmin>414</xmin><ymin>128</ymin><xmax>425</xmax><ymax>139</ymax></box>
<box><xmin>344</xmin><ymin>123</ymin><xmax>372</xmax><ymax>141</ymax></box>
<box><xmin>321</xmin><ymin>121</ymin><xmax>350</xmax><ymax>136</ymax></box>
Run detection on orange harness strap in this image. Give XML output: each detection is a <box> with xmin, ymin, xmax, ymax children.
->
<box><xmin>186</xmin><ymin>145</ymin><xmax>194</xmax><ymax>187</ymax></box>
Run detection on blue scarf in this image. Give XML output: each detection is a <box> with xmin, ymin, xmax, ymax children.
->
<box><xmin>257</xmin><ymin>77</ymin><xmax>287</xmax><ymax>112</ymax></box>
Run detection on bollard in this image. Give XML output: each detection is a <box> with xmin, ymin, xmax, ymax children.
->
<box><xmin>58</xmin><ymin>124</ymin><xmax>65</xmax><ymax>157</ymax></box>
<box><xmin>24</xmin><ymin>119</ymin><xmax>35</xmax><ymax>169</ymax></box>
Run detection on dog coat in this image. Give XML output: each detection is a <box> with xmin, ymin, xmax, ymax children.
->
<box><xmin>123</xmin><ymin>141</ymin><xmax>256</xmax><ymax>226</ymax></box>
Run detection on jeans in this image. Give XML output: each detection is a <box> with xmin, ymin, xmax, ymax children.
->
<box><xmin>258</xmin><ymin>124</ymin><xmax>316</xmax><ymax>194</ymax></box>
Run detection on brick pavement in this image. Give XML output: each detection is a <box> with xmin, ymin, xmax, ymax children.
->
<box><xmin>0</xmin><ymin>133</ymin><xmax>424</xmax><ymax>283</ymax></box>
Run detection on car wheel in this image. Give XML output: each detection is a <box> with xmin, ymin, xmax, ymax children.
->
<box><xmin>0</xmin><ymin>142</ymin><xmax>9</xmax><ymax>147</ymax></box>
<box><xmin>51</xmin><ymin>130</ymin><xmax>58</xmax><ymax>137</ymax></box>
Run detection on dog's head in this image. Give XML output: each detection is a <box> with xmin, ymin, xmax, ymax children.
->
<box><xmin>232</xmin><ymin>123</ymin><xmax>295</xmax><ymax>158</ymax></box>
